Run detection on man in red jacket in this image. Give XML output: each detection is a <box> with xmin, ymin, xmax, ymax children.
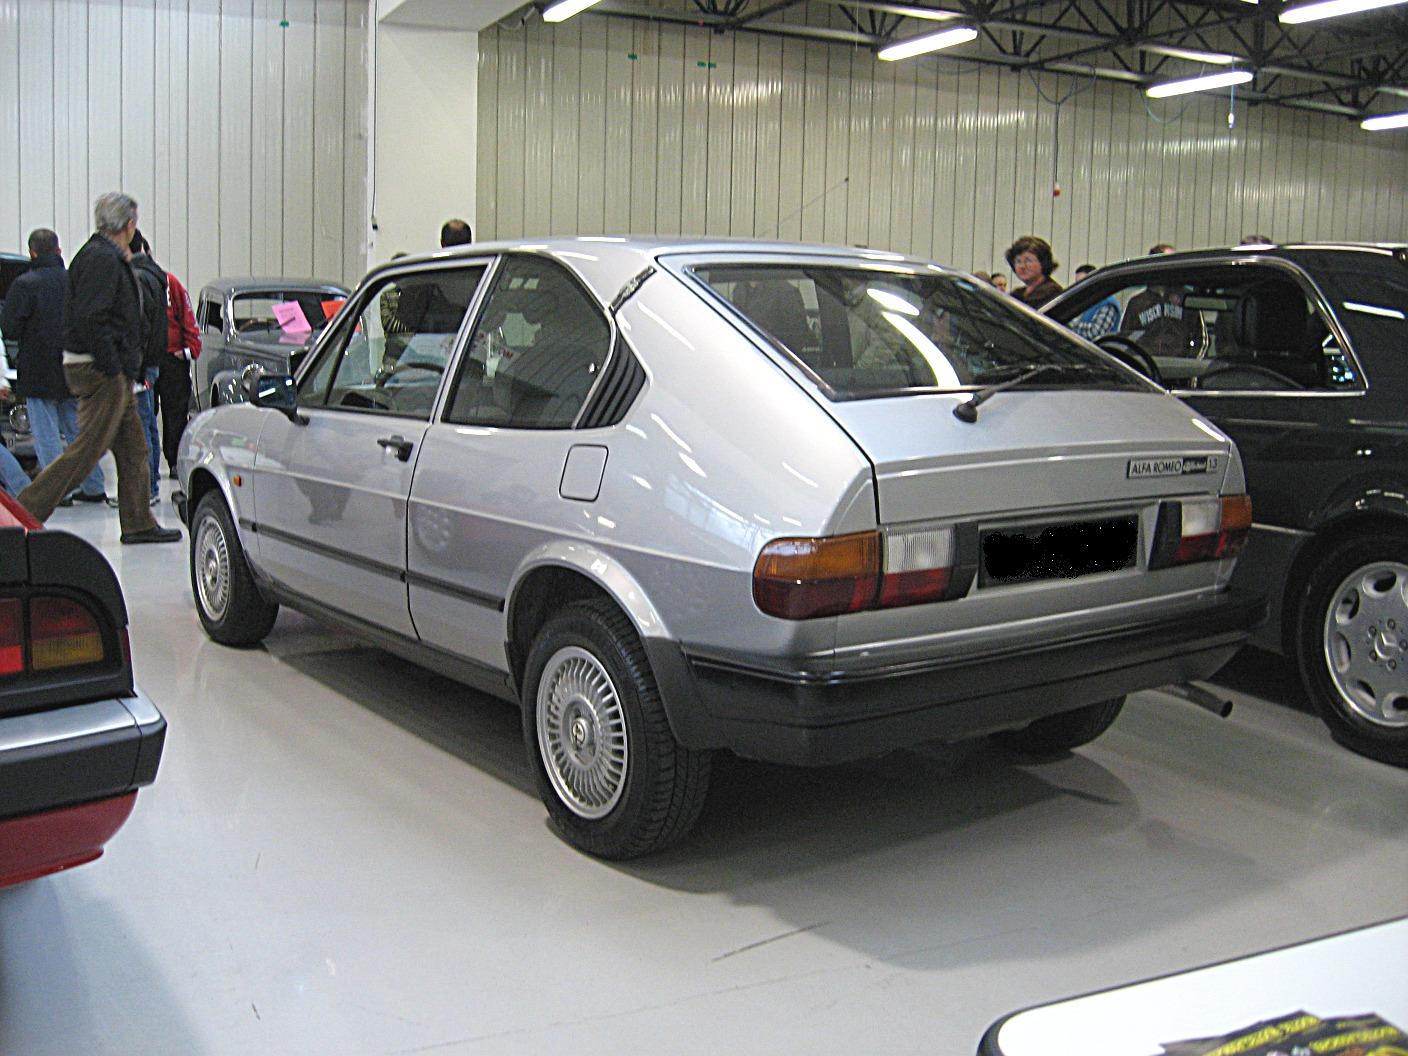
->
<box><xmin>155</xmin><ymin>269</ymin><xmax>201</xmax><ymax>479</ymax></box>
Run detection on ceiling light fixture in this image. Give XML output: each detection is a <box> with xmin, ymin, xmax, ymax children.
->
<box><xmin>1361</xmin><ymin>109</ymin><xmax>1408</xmax><ymax>130</ymax></box>
<box><xmin>877</xmin><ymin>25</ymin><xmax>978</xmax><ymax>61</ymax></box>
<box><xmin>1142</xmin><ymin>44</ymin><xmax>1241</xmax><ymax>65</ymax></box>
<box><xmin>1146</xmin><ymin>69</ymin><xmax>1253</xmax><ymax>98</ymax></box>
<box><xmin>1279</xmin><ymin>0</ymin><xmax>1408</xmax><ymax>23</ymax></box>
<box><xmin>542</xmin><ymin>0</ymin><xmax>601</xmax><ymax>22</ymax></box>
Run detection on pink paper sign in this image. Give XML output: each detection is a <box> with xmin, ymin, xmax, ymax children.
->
<box><xmin>271</xmin><ymin>300</ymin><xmax>311</xmax><ymax>333</ymax></box>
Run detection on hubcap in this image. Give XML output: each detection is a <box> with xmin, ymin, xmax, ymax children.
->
<box><xmin>536</xmin><ymin>646</ymin><xmax>628</xmax><ymax>819</ymax></box>
<box><xmin>1323</xmin><ymin>560</ymin><xmax>1408</xmax><ymax>729</ymax></box>
<box><xmin>194</xmin><ymin>516</ymin><xmax>231</xmax><ymax>622</ymax></box>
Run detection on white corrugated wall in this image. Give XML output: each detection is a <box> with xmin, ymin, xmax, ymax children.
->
<box><xmin>476</xmin><ymin>18</ymin><xmax>1408</xmax><ymax>273</ymax></box>
<box><xmin>0</xmin><ymin>0</ymin><xmax>368</xmax><ymax>296</ymax></box>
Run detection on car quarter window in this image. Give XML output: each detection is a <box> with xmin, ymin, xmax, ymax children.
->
<box><xmin>1076</xmin><ymin>267</ymin><xmax>1358</xmax><ymax>393</ymax></box>
<box><xmin>300</xmin><ymin>266</ymin><xmax>486</xmax><ymax>419</ymax></box>
<box><xmin>199</xmin><ymin>297</ymin><xmax>223</xmax><ymax>334</ymax></box>
<box><xmin>444</xmin><ymin>256</ymin><xmax>611</xmax><ymax>429</ymax></box>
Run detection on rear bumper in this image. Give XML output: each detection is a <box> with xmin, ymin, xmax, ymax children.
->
<box><xmin>0</xmin><ymin>688</ymin><xmax>165</xmax><ymax>885</ymax></box>
<box><xmin>648</xmin><ymin>589</ymin><xmax>1264</xmax><ymax>766</ymax></box>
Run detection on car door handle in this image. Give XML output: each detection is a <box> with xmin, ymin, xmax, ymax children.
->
<box><xmin>377</xmin><ymin>435</ymin><xmax>414</xmax><ymax>461</ymax></box>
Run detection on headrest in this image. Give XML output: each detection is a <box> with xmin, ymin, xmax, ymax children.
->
<box><xmin>741</xmin><ymin>281</ymin><xmax>811</xmax><ymax>352</ymax></box>
<box><xmin>1233</xmin><ymin>282</ymin><xmax>1307</xmax><ymax>352</ymax></box>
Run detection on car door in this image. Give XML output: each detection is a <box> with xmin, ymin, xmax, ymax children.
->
<box><xmin>407</xmin><ymin>254</ymin><xmax>616</xmax><ymax>669</ymax></box>
<box><xmin>250</xmin><ymin>262</ymin><xmax>489</xmax><ymax>637</ymax></box>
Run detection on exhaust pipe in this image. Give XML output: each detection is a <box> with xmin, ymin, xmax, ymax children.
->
<box><xmin>1163</xmin><ymin>681</ymin><xmax>1234</xmax><ymax>719</ymax></box>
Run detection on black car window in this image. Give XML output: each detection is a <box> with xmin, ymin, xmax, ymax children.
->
<box><xmin>303</xmin><ymin>267</ymin><xmax>485</xmax><ymax>419</ymax></box>
<box><xmin>694</xmin><ymin>264</ymin><xmax>1138</xmax><ymax>398</ymax></box>
<box><xmin>199</xmin><ymin>298</ymin><xmax>224</xmax><ymax>333</ymax></box>
<box><xmin>0</xmin><ymin>258</ymin><xmax>28</xmax><ymax>303</ymax></box>
<box><xmin>1057</xmin><ymin>266</ymin><xmax>1358</xmax><ymax>393</ymax></box>
<box><xmin>1309</xmin><ymin>264</ymin><xmax>1408</xmax><ymax>375</ymax></box>
<box><xmin>444</xmin><ymin>256</ymin><xmax>611</xmax><ymax>429</ymax></box>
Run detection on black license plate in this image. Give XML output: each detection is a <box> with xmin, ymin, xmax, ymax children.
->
<box><xmin>981</xmin><ymin>515</ymin><xmax>1138</xmax><ymax>586</ymax></box>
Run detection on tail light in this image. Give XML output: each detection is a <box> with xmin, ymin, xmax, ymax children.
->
<box><xmin>0</xmin><ymin>594</ymin><xmax>110</xmax><ymax>678</ymax></box>
<box><xmin>753</xmin><ymin>525</ymin><xmax>974</xmax><ymax>619</ymax></box>
<box><xmin>1150</xmin><ymin>494</ymin><xmax>1252</xmax><ymax>569</ymax></box>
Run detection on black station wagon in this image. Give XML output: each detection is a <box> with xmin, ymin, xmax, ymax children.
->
<box><xmin>1046</xmin><ymin>243</ymin><xmax>1408</xmax><ymax>767</ymax></box>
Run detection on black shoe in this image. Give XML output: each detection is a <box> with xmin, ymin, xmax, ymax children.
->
<box><xmin>120</xmin><ymin>525</ymin><xmax>182</xmax><ymax>544</ymax></box>
<box><xmin>58</xmin><ymin>494</ymin><xmax>75</xmax><ymax>507</ymax></box>
<box><xmin>73</xmin><ymin>491</ymin><xmax>108</xmax><ymax>504</ymax></box>
<box><xmin>167</xmin><ymin>469</ymin><xmax>178</xmax><ymax>480</ymax></box>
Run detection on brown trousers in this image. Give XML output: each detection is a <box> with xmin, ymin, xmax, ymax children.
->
<box><xmin>18</xmin><ymin>362</ymin><xmax>157</xmax><ymax>534</ymax></box>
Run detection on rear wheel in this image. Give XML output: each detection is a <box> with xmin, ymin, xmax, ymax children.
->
<box><xmin>996</xmin><ymin>697</ymin><xmax>1126</xmax><ymax>756</ymax></box>
<box><xmin>522</xmin><ymin>599</ymin><xmax>711</xmax><ymax>859</ymax></box>
<box><xmin>1297</xmin><ymin>534</ymin><xmax>1408</xmax><ymax>766</ymax></box>
<box><xmin>190</xmin><ymin>491</ymin><xmax>278</xmax><ymax>646</ymax></box>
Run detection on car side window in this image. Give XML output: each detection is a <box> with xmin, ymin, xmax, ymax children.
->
<box><xmin>444</xmin><ymin>256</ymin><xmax>611</xmax><ymax>429</ymax></box>
<box><xmin>301</xmin><ymin>267</ymin><xmax>485</xmax><ymax>419</ymax></box>
<box><xmin>200</xmin><ymin>298</ymin><xmax>223</xmax><ymax>334</ymax></box>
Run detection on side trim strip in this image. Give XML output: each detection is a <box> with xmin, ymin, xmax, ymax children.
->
<box><xmin>405</xmin><ymin>571</ymin><xmax>505</xmax><ymax>611</ymax></box>
<box><xmin>253</xmin><ymin>522</ymin><xmax>406</xmax><ymax>582</ymax></box>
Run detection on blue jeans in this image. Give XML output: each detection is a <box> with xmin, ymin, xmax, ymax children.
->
<box><xmin>27</xmin><ymin>396</ymin><xmax>106</xmax><ymax>497</ymax></box>
<box><xmin>135</xmin><ymin>368</ymin><xmax>160</xmax><ymax>499</ymax></box>
<box><xmin>0</xmin><ymin>443</ymin><xmax>30</xmax><ymax>496</ymax></box>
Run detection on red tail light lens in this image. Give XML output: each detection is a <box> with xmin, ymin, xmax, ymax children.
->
<box><xmin>1152</xmin><ymin>495</ymin><xmax>1253</xmax><ymax>569</ymax></box>
<box><xmin>29</xmin><ymin>596</ymin><xmax>106</xmax><ymax>671</ymax></box>
<box><xmin>0</xmin><ymin>598</ymin><xmax>23</xmax><ymax>676</ymax></box>
<box><xmin>1216</xmin><ymin>494</ymin><xmax>1253</xmax><ymax>558</ymax></box>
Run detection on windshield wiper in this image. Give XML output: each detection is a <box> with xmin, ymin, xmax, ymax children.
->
<box><xmin>953</xmin><ymin>363</ymin><xmax>1085</xmax><ymax>423</ymax></box>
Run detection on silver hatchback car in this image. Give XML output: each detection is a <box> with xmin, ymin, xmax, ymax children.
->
<box><xmin>175</xmin><ymin>239</ymin><xmax>1262</xmax><ymax>858</ymax></box>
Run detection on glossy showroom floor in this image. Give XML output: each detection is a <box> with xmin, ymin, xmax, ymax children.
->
<box><xmin>4</xmin><ymin>478</ymin><xmax>1407</xmax><ymax>1056</ymax></box>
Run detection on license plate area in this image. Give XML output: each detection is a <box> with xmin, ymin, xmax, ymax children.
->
<box><xmin>980</xmin><ymin>515</ymin><xmax>1139</xmax><ymax>587</ymax></box>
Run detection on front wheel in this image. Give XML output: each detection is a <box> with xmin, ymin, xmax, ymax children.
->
<box><xmin>190</xmin><ymin>491</ymin><xmax>279</xmax><ymax>647</ymax></box>
<box><xmin>996</xmin><ymin>697</ymin><xmax>1126</xmax><ymax>756</ymax></box>
<box><xmin>522</xmin><ymin>599</ymin><xmax>711</xmax><ymax>859</ymax></box>
<box><xmin>1297</xmin><ymin>535</ymin><xmax>1408</xmax><ymax>766</ymax></box>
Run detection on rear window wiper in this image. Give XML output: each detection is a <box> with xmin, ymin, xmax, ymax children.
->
<box><xmin>953</xmin><ymin>363</ymin><xmax>1088</xmax><ymax>423</ymax></box>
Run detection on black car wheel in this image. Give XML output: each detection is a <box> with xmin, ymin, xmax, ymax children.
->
<box><xmin>190</xmin><ymin>491</ymin><xmax>279</xmax><ymax>647</ymax></box>
<box><xmin>522</xmin><ymin>598</ymin><xmax>711</xmax><ymax>859</ymax></box>
<box><xmin>1298</xmin><ymin>534</ymin><xmax>1408</xmax><ymax>766</ymax></box>
<box><xmin>996</xmin><ymin>697</ymin><xmax>1126</xmax><ymax>756</ymax></box>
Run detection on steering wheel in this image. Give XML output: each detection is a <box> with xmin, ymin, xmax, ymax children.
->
<box><xmin>1094</xmin><ymin>334</ymin><xmax>1163</xmax><ymax>385</ymax></box>
<box><xmin>375</xmin><ymin>360</ymin><xmax>446</xmax><ymax>387</ymax></box>
<box><xmin>1196</xmin><ymin>363</ymin><xmax>1305</xmax><ymax>391</ymax></box>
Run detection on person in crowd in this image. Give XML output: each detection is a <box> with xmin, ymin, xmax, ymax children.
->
<box><xmin>16</xmin><ymin>192</ymin><xmax>181</xmax><ymax>543</ymax></box>
<box><xmin>0</xmin><ymin>227</ymin><xmax>107</xmax><ymax>505</ymax></box>
<box><xmin>1241</xmin><ymin>233</ymin><xmax>1273</xmax><ymax>244</ymax></box>
<box><xmin>972</xmin><ymin>270</ymin><xmax>992</xmax><ymax>284</ymax></box>
<box><xmin>1005</xmin><ymin>236</ymin><xmax>1063</xmax><ymax>309</ymax></box>
<box><xmin>0</xmin><ymin>441</ymin><xmax>30</xmax><ymax>496</ymax></box>
<box><xmin>1149</xmin><ymin>243</ymin><xmax>1176</xmax><ymax>255</ymax></box>
<box><xmin>990</xmin><ymin>272</ymin><xmax>1008</xmax><ymax>293</ymax></box>
<box><xmin>128</xmin><ymin>231</ymin><xmax>166</xmax><ymax>505</ymax></box>
<box><xmin>1068</xmin><ymin>264</ymin><xmax>1122</xmax><ymax>341</ymax></box>
<box><xmin>156</xmin><ymin>254</ymin><xmax>201</xmax><ymax>479</ymax></box>
<box><xmin>440</xmin><ymin>219</ymin><xmax>473</xmax><ymax>247</ymax></box>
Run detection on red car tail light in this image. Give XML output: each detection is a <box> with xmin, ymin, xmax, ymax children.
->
<box><xmin>0</xmin><ymin>598</ymin><xmax>23</xmax><ymax>676</ymax></box>
<box><xmin>1151</xmin><ymin>495</ymin><xmax>1253</xmax><ymax>569</ymax></box>
<box><xmin>30</xmin><ymin>596</ymin><xmax>106</xmax><ymax>671</ymax></box>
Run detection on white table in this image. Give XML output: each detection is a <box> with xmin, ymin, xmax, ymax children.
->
<box><xmin>981</xmin><ymin>917</ymin><xmax>1408</xmax><ymax>1056</ymax></box>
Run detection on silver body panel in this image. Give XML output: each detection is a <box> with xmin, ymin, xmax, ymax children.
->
<box><xmin>179</xmin><ymin>238</ymin><xmax>1250</xmax><ymax>718</ymax></box>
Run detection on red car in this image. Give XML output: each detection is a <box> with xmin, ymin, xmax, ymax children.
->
<box><xmin>0</xmin><ymin>490</ymin><xmax>164</xmax><ymax>887</ymax></box>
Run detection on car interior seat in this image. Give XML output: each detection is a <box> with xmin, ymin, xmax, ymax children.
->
<box><xmin>736</xmin><ymin>280</ymin><xmax>813</xmax><ymax>358</ymax></box>
<box><xmin>1203</xmin><ymin>281</ymin><xmax>1318</xmax><ymax>388</ymax></box>
<box><xmin>493</xmin><ymin>287</ymin><xmax>602</xmax><ymax>427</ymax></box>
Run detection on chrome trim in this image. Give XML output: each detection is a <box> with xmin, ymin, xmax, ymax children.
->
<box><xmin>1252</xmin><ymin>522</ymin><xmax>1313</xmax><ymax>537</ymax></box>
<box><xmin>0</xmin><ymin>698</ymin><xmax>136</xmax><ymax>753</ymax></box>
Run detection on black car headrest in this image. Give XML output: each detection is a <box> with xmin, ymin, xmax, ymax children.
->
<box><xmin>1233</xmin><ymin>282</ymin><xmax>1307</xmax><ymax>352</ymax></box>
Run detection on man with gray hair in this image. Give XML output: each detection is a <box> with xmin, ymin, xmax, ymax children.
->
<box><xmin>16</xmin><ymin>192</ymin><xmax>180</xmax><ymax>542</ymax></box>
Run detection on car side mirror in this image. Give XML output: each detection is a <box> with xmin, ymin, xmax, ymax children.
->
<box><xmin>250</xmin><ymin>373</ymin><xmax>307</xmax><ymax>425</ymax></box>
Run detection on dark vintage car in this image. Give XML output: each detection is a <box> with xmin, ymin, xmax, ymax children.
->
<box><xmin>0</xmin><ymin>251</ymin><xmax>34</xmax><ymax>463</ymax></box>
<box><xmin>192</xmin><ymin>276</ymin><xmax>349</xmax><ymax>411</ymax></box>
<box><xmin>1045</xmin><ymin>243</ymin><xmax>1408</xmax><ymax>766</ymax></box>
<box><xmin>0</xmin><ymin>490</ymin><xmax>165</xmax><ymax>887</ymax></box>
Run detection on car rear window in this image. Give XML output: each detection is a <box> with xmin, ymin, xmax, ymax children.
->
<box><xmin>692</xmin><ymin>264</ymin><xmax>1140</xmax><ymax>398</ymax></box>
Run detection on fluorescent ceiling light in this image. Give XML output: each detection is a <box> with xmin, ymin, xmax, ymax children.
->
<box><xmin>1146</xmin><ymin>69</ymin><xmax>1253</xmax><ymax>98</ymax></box>
<box><xmin>1280</xmin><ymin>0</ymin><xmax>1407</xmax><ymax>23</ymax></box>
<box><xmin>1361</xmin><ymin>110</ymin><xmax>1408</xmax><ymax>130</ymax></box>
<box><xmin>543</xmin><ymin>0</ymin><xmax>600</xmax><ymax>22</ymax></box>
<box><xmin>877</xmin><ymin>25</ymin><xmax>977</xmax><ymax>61</ymax></box>
<box><xmin>1142</xmin><ymin>44</ymin><xmax>1240</xmax><ymax>65</ymax></box>
<box><xmin>1343</xmin><ymin>300</ymin><xmax>1406</xmax><ymax>319</ymax></box>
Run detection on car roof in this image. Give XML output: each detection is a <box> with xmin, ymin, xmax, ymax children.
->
<box><xmin>1098</xmin><ymin>242</ymin><xmax>1408</xmax><ymax>270</ymax></box>
<box><xmin>365</xmin><ymin>237</ymin><xmax>960</xmax><ymax>306</ymax></box>
<box><xmin>202</xmin><ymin>276</ymin><xmax>349</xmax><ymax>296</ymax></box>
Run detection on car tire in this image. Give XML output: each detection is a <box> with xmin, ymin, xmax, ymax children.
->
<box><xmin>190</xmin><ymin>491</ymin><xmax>278</xmax><ymax>647</ymax></box>
<box><xmin>522</xmin><ymin>598</ymin><xmax>711</xmax><ymax>859</ymax></box>
<box><xmin>996</xmin><ymin>697</ymin><xmax>1126</xmax><ymax>756</ymax></box>
<box><xmin>1297</xmin><ymin>534</ymin><xmax>1408</xmax><ymax>766</ymax></box>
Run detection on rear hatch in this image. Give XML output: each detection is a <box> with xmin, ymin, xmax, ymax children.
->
<box><xmin>682</xmin><ymin>254</ymin><xmax>1243</xmax><ymax>669</ymax></box>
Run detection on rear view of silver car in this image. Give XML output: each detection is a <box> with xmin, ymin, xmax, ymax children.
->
<box><xmin>175</xmin><ymin>239</ymin><xmax>1262</xmax><ymax>859</ymax></box>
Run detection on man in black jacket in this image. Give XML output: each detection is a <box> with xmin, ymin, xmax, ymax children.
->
<box><xmin>16</xmin><ymin>193</ymin><xmax>180</xmax><ymax>542</ymax></box>
<box><xmin>0</xmin><ymin>228</ymin><xmax>107</xmax><ymax>504</ymax></box>
<box><xmin>129</xmin><ymin>231</ymin><xmax>166</xmax><ymax>504</ymax></box>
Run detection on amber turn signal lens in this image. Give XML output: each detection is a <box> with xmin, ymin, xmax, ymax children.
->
<box><xmin>29</xmin><ymin>596</ymin><xmax>105</xmax><ymax>671</ymax></box>
<box><xmin>753</xmin><ymin>531</ymin><xmax>881</xmax><ymax>619</ymax></box>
